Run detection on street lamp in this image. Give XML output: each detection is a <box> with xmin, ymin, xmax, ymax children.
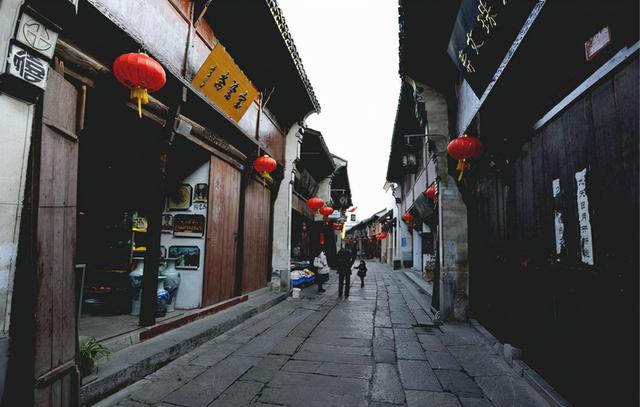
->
<box><xmin>401</xmin><ymin>150</ymin><xmax>418</xmax><ymax>173</ymax></box>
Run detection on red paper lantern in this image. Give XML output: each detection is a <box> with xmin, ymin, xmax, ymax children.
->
<box><xmin>253</xmin><ymin>155</ymin><xmax>277</xmax><ymax>182</ymax></box>
<box><xmin>319</xmin><ymin>206</ymin><xmax>334</xmax><ymax>217</ymax></box>
<box><xmin>113</xmin><ymin>52</ymin><xmax>166</xmax><ymax>118</ymax></box>
<box><xmin>402</xmin><ymin>212</ymin><xmax>414</xmax><ymax>223</ymax></box>
<box><xmin>306</xmin><ymin>197</ymin><xmax>324</xmax><ymax>211</ymax></box>
<box><xmin>423</xmin><ymin>185</ymin><xmax>437</xmax><ymax>200</ymax></box>
<box><xmin>379</xmin><ymin>232</ymin><xmax>388</xmax><ymax>240</ymax></box>
<box><xmin>447</xmin><ymin>134</ymin><xmax>483</xmax><ymax>181</ymax></box>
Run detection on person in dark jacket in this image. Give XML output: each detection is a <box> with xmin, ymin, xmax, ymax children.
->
<box><xmin>353</xmin><ymin>260</ymin><xmax>367</xmax><ymax>288</ymax></box>
<box><xmin>336</xmin><ymin>249</ymin><xmax>355</xmax><ymax>297</ymax></box>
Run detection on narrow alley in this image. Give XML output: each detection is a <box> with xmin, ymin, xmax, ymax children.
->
<box><xmin>99</xmin><ymin>262</ymin><xmax>547</xmax><ymax>407</ymax></box>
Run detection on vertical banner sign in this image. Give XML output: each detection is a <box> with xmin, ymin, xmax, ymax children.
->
<box><xmin>575</xmin><ymin>169</ymin><xmax>594</xmax><ymax>265</ymax></box>
<box><xmin>191</xmin><ymin>44</ymin><xmax>259</xmax><ymax>122</ymax></box>
<box><xmin>552</xmin><ymin>178</ymin><xmax>565</xmax><ymax>257</ymax></box>
<box><xmin>447</xmin><ymin>0</ymin><xmax>545</xmax><ymax>97</ymax></box>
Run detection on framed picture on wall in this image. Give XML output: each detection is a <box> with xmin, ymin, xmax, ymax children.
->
<box><xmin>167</xmin><ymin>184</ymin><xmax>192</xmax><ymax>211</ymax></box>
<box><xmin>168</xmin><ymin>246</ymin><xmax>200</xmax><ymax>270</ymax></box>
<box><xmin>161</xmin><ymin>214</ymin><xmax>174</xmax><ymax>233</ymax></box>
<box><xmin>173</xmin><ymin>214</ymin><xmax>206</xmax><ymax>238</ymax></box>
<box><xmin>193</xmin><ymin>183</ymin><xmax>208</xmax><ymax>203</ymax></box>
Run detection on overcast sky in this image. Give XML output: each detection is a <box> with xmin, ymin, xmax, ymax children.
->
<box><xmin>277</xmin><ymin>0</ymin><xmax>400</xmax><ymax>220</ymax></box>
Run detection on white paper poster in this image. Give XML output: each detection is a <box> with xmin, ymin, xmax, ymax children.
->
<box><xmin>552</xmin><ymin>178</ymin><xmax>565</xmax><ymax>255</ymax></box>
<box><xmin>575</xmin><ymin>168</ymin><xmax>594</xmax><ymax>265</ymax></box>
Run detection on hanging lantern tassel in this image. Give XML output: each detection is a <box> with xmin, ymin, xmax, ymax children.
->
<box><xmin>131</xmin><ymin>86</ymin><xmax>148</xmax><ymax>118</ymax></box>
<box><xmin>456</xmin><ymin>158</ymin><xmax>467</xmax><ymax>181</ymax></box>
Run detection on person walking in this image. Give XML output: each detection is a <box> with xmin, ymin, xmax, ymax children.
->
<box><xmin>313</xmin><ymin>250</ymin><xmax>329</xmax><ymax>293</ymax></box>
<box><xmin>336</xmin><ymin>249</ymin><xmax>354</xmax><ymax>297</ymax></box>
<box><xmin>353</xmin><ymin>260</ymin><xmax>367</xmax><ymax>288</ymax></box>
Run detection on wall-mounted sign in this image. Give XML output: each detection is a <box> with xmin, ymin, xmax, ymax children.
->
<box><xmin>447</xmin><ymin>0</ymin><xmax>544</xmax><ymax>97</ymax></box>
<box><xmin>173</xmin><ymin>214</ymin><xmax>206</xmax><ymax>238</ymax></box>
<box><xmin>16</xmin><ymin>13</ymin><xmax>58</xmax><ymax>59</ymax></box>
<box><xmin>552</xmin><ymin>178</ymin><xmax>565</xmax><ymax>257</ymax></box>
<box><xmin>585</xmin><ymin>26</ymin><xmax>611</xmax><ymax>61</ymax></box>
<box><xmin>7</xmin><ymin>43</ymin><xmax>48</xmax><ymax>90</ymax></box>
<box><xmin>574</xmin><ymin>169</ymin><xmax>594</xmax><ymax>265</ymax></box>
<box><xmin>191</xmin><ymin>44</ymin><xmax>259</xmax><ymax>122</ymax></box>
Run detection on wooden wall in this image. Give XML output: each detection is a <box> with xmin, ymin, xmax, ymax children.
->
<box><xmin>241</xmin><ymin>179</ymin><xmax>272</xmax><ymax>293</ymax></box>
<box><xmin>468</xmin><ymin>56</ymin><xmax>638</xmax><ymax>405</ymax></box>
<box><xmin>259</xmin><ymin>111</ymin><xmax>285</xmax><ymax>162</ymax></box>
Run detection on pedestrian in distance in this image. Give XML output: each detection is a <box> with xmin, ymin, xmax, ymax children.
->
<box><xmin>313</xmin><ymin>250</ymin><xmax>329</xmax><ymax>293</ymax></box>
<box><xmin>353</xmin><ymin>260</ymin><xmax>367</xmax><ymax>288</ymax></box>
<box><xmin>336</xmin><ymin>249</ymin><xmax>355</xmax><ymax>297</ymax></box>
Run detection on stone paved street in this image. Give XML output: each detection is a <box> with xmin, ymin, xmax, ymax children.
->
<box><xmin>101</xmin><ymin>262</ymin><xmax>549</xmax><ymax>407</ymax></box>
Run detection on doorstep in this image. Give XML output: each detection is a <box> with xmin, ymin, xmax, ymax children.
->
<box><xmin>79</xmin><ymin>288</ymin><xmax>287</xmax><ymax>406</ymax></box>
<box><xmin>83</xmin><ymin>295</ymin><xmax>247</xmax><ymax>355</ymax></box>
<box><xmin>402</xmin><ymin>269</ymin><xmax>434</xmax><ymax>296</ymax></box>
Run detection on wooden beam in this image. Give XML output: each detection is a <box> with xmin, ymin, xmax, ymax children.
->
<box><xmin>55</xmin><ymin>39</ymin><xmax>110</xmax><ymax>77</ymax></box>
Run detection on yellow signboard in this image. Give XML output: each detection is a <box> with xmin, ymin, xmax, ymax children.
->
<box><xmin>191</xmin><ymin>44</ymin><xmax>259</xmax><ymax>122</ymax></box>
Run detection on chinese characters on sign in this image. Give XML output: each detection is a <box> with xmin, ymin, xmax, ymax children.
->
<box><xmin>448</xmin><ymin>0</ymin><xmax>542</xmax><ymax>97</ymax></box>
<box><xmin>456</xmin><ymin>0</ymin><xmax>507</xmax><ymax>74</ymax></box>
<box><xmin>552</xmin><ymin>178</ymin><xmax>565</xmax><ymax>257</ymax></box>
<box><xmin>575</xmin><ymin>169</ymin><xmax>594</xmax><ymax>265</ymax></box>
<box><xmin>191</xmin><ymin>44</ymin><xmax>259</xmax><ymax>122</ymax></box>
<box><xmin>7</xmin><ymin>43</ymin><xmax>48</xmax><ymax>90</ymax></box>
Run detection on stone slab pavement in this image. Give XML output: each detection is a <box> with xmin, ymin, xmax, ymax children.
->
<box><xmin>95</xmin><ymin>262</ymin><xmax>550</xmax><ymax>407</ymax></box>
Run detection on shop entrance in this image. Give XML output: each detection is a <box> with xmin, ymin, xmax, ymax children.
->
<box><xmin>76</xmin><ymin>88</ymin><xmax>211</xmax><ymax>346</ymax></box>
<box><xmin>75</xmin><ymin>87</ymin><xmax>171</xmax><ymax>342</ymax></box>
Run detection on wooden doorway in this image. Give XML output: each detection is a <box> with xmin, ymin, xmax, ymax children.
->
<box><xmin>202</xmin><ymin>156</ymin><xmax>241</xmax><ymax>306</ymax></box>
<box><xmin>241</xmin><ymin>179</ymin><xmax>272</xmax><ymax>293</ymax></box>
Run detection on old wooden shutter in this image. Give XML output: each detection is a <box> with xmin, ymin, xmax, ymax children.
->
<box><xmin>33</xmin><ymin>69</ymin><xmax>80</xmax><ymax>406</ymax></box>
<box><xmin>202</xmin><ymin>155</ymin><xmax>241</xmax><ymax>306</ymax></box>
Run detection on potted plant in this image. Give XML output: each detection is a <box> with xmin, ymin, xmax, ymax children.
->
<box><xmin>79</xmin><ymin>337</ymin><xmax>111</xmax><ymax>376</ymax></box>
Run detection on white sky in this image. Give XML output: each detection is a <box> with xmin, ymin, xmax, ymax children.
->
<box><xmin>277</xmin><ymin>0</ymin><xmax>400</xmax><ymax>220</ymax></box>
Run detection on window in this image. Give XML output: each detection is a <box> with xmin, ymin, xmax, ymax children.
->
<box><xmin>350</xmin><ymin>214</ymin><xmax>356</xmax><ymax>222</ymax></box>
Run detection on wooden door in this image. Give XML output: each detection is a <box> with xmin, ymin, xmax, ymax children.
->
<box><xmin>33</xmin><ymin>69</ymin><xmax>80</xmax><ymax>405</ymax></box>
<box><xmin>202</xmin><ymin>156</ymin><xmax>241</xmax><ymax>306</ymax></box>
<box><xmin>241</xmin><ymin>179</ymin><xmax>271</xmax><ymax>293</ymax></box>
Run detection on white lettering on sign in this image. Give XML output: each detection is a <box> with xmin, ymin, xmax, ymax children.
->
<box><xmin>585</xmin><ymin>26</ymin><xmax>611</xmax><ymax>61</ymax></box>
<box><xmin>552</xmin><ymin>178</ymin><xmax>565</xmax><ymax>256</ymax></box>
<box><xmin>575</xmin><ymin>169</ymin><xmax>594</xmax><ymax>265</ymax></box>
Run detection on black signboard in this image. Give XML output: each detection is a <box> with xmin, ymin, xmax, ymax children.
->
<box><xmin>448</xmin><ymin>0</ymin><xmax>544</xmax><ymax>97</ymax></box>
<box><xmin>173</xmin><ymin>214</ymin><xmax>206</xmax><ymax>237</ymax></box>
